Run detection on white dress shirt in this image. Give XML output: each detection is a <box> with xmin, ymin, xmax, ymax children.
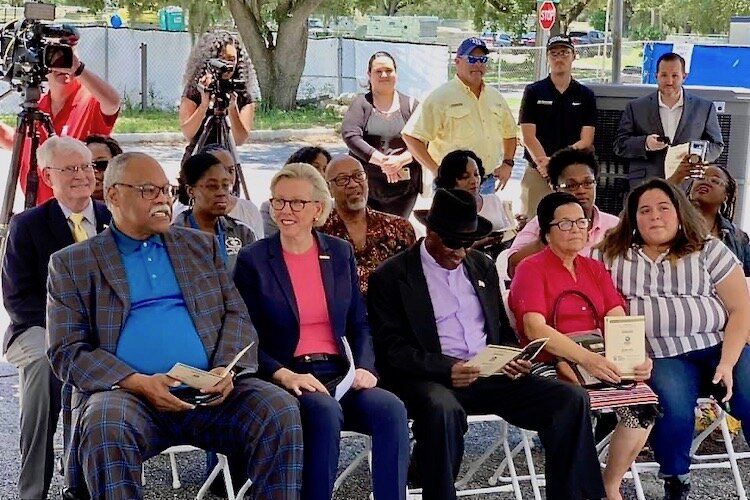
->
<box><xmin>658</xmin><ymin>90</ymin><xmax>684</xmax><ymax>142</ymax></box>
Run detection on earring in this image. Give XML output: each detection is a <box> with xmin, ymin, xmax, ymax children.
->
<box><xmin>313</xmin><ymin>216</ymin><xmax>319</xmax><ymax>223</ymax></box>
<box><xmin>721</xmin><ymin>200</ymin><xmax>728</xmax><ymax>214</ymax></box>
<box><xmin>189</xmin><ymin>197</ymin><xmax>195</xmax><ymax>208</ymax></box>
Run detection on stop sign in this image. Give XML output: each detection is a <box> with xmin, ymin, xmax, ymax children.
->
<box><xmin>538</xmin><ymin>1</ymin><xmax>556</xmax><ymax>31</ymax></box>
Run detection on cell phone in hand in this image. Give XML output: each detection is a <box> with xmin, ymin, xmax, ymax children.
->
<box><xmin>708</xmin><ymin>382</ymin><xmax>731</xmax><ymax>413</ymax></box>
<box><xmin>170</xmin><ymin>385</ymin><xmax>221</xmax><ymax>406</ymax></box>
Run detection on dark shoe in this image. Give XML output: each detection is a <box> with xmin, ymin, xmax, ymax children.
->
<box><xmin>407</xmin><ymin>452</ymin><xmax>422</xmax><ymax>489</ymax></box>
<box><xmin>663</xmin><ymin>477</ymin><xmax>691</xmax><ymax>500</ymax></box>
<box><xmin>61</xmin><ymin>487</ymin><xmax>91</xmax><ymax>500</ymax></box>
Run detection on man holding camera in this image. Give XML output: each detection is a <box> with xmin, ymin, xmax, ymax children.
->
<box><xmin>0</xmin><ymin>45</ymin><xmax>121</xmax><ymax>206</ymax></box>
<box><xmin>614</xmin><ymin>52</ymin><xmax>723</xmax><ymax>186</ymax></box>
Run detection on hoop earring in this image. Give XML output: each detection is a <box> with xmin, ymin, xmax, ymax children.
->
<box><xmin>721</xmin><ymin>200</ymin><xmax>728</xmax><ymax>214</ymax></box>
<box><xmin>189</xmin><ymin>197</ymin><xmax>195</xmax><ymax>208</ymax></box>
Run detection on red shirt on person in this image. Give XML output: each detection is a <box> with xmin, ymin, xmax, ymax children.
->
<box><xmin>18</xmin><ymin>81</ymin><xmax>118</xmax><ymax>205</ymax></box>
<box><xmin>509</xmin><ymin>246</ymin><xmax>625</xmax><ymax>363</ymax></box>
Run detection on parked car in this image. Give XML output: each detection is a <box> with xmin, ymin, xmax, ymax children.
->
<box><xmin>495</xmin><ymin>32</ymin><xmax>512</xmax><ymax>47</ymax></box>
<box><xmin>568</xmin><ymin>30</ymin><xmax>606</xmax><ymax>45</ymax></box>
<box><xmin>519</xmin><ymin>32</ymin><xmax>536</xmax><ymax>46</ymax></box>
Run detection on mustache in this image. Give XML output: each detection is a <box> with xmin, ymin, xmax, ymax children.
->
<box><xmin>149</xmin><ymin>204</ymin><xmax>171</xmax><ymax>216</ymax></box>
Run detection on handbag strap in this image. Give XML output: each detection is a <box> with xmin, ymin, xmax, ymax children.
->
<box><xmin>551</xmin><ymin>289</ymin><xmax>602</xmax><ymax>331</ymax></box>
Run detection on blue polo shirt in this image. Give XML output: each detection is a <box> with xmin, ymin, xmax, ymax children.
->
<box><xmin>112</xmin><ymin>225</ymin><xmax>209</xmax><ymax>375</ymax></box>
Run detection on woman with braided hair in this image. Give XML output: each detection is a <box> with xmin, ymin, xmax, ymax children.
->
<box><xmin>179</xmin><ymin>30</ymin><xmax>261</xmax><ymax>164</ymax></box>
<box><xmin>689</xmin><ymin>165</ymin><xmax>750</xmax><ymax>276</ymax></box>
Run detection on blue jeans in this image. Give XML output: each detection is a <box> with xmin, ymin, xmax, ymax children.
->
<box><xmin>647</xmin><ymin>344</ymin><xmax>750</xmax><ymax>476</ymax></box>
<box><xmin>291</xmin><ymin>359</ymin><xmax>409</xmax><ymax>500</ymax></box>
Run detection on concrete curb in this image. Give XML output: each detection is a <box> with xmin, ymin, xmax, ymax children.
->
<box><xmin>113</xmin><ymin>127</ymin><xmax>338</xmax><ymax>145</ymax></box>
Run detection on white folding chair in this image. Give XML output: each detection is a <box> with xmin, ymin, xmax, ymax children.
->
<box><xmin>407</xmin><ymin>415</ymin><xmax>537</xmax><ymax>499</ymax></box>
<box><xmin>601</xmin><ymin>398</ymin><xmax>749</xmax><ymax>500</ymax></box>
<box><xmin>142</xmin><ymin>445</ymin><xmax>235</xmax><ymax>500</ymax></box>
<box><xmin>236</xmin><ymin>431</ymin><xmax>373</xmax><ymax>500</ymax></box>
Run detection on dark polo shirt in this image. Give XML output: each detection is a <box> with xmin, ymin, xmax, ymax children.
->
<box><xmin>518</xmin><ymin>76</ymin><xmax>597</xmax><ymax>164</ymax></box>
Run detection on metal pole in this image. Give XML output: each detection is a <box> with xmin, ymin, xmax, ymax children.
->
<box><xmin>337</xmin><ymin>36</ymin><xmax>343</xmax><ymax>96</ymax></box>
<box><xmin>611</xmin><ymin>0</ymin><xmax>623</xmax><ymax>84</ymax></box>
<box><xmin>140</xmin><ymin>43</ymin><xmax>147</xmax><ymax>111</ymax></box>
<box><xmin>104</xmin><ymin>24</ymin><xmax>110</xmax><ymax>83</ymax></box>
<box><xmin>534</xmin><ymin>30</ymin><xmax>550</xmax><ymax>81</ymax></box>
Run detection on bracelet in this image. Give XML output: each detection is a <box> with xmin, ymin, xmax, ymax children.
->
<box><xmin>73</xmin><ymin>61</ymin><xmax>85</xmax><ymax>77</ymax></box>
<box><xmin>502</xmin><ymin>159</ymin><xmax>514</xmax><ymax>168</ymax></box>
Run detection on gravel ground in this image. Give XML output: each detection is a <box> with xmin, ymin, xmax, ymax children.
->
<box><xmin>1</xmin><ymin>364</ymin><xmax>748</xmax><ymax>500</ymax></box>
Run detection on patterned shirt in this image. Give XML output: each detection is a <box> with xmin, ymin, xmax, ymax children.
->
<box><xmin>320</xmin><ymin>207</ymin><xmax>416</xmax><ymax>296</ymax></box>
<box><xmin>593</xmin><ymin>238</ymin><xmax>739</xmax><ymax>358</ymax></box>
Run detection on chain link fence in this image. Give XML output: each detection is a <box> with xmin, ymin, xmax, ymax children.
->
<box><xmin>492</xmin><ymin>41</ymin><xmax>647</xmax><ymax>93</ymax></box>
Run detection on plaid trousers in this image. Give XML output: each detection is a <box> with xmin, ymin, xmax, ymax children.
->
<box><xmin>68</xmin><ymin>377</ymin><xmax>302</xmax><ymax>500</ymax></box>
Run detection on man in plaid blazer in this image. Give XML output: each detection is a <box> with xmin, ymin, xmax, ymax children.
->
<box><xmin>47</xmin><ymin>152</ymin><xmax>303</xmax><ymax>500</ymax></box>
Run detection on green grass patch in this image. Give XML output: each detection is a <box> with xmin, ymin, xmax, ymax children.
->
<box><xmin>0</xmin><ymin>105</ymin><xmax>342</xmax><ymax>134</ymax></box>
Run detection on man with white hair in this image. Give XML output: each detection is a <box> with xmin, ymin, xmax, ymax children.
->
<box><xmin>47</xmin><ymin>152</ymin><xmax>303</xmax><ymax>499</ymax></box>
<box><xmin>320</xmin><ymin>155</ymin><xmax>415</xmax><ymax>296</ymax></box>
<box><xmin>1</xmin><ymin>136</ymin><xmax>111</xmax><ymax>500</ymax></box>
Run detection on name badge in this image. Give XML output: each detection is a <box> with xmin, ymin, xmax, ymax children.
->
<box><xmin>319</xmin><ymin>255</ymin><xmax>331</xmax><ymax>260</ymax></box>
<box><xmin>478</xmin><ymin>280</ymin><xmax>486</xmax><ymax>288</ymax></box>
<box><xmin>572</xmin><ymin>102</ymin><xmax>582</xmax><ymax>106</ymax></box>
<box><xmin>537</xmin><ymin>100</ymin><xmax>553</xmax><ymax>105</ymax></box>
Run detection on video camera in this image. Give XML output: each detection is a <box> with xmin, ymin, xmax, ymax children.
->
<box><xmin>0</xmin><ymin>2</ymin><xmax>79</xmax><ymax>88</ymax></box>
<box><xmin>198</xmin><ymin>58</ymin><xmax>247</xmax><ymax>97</ymax></box>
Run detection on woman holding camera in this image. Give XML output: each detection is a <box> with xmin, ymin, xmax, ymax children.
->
<box><xmin>179</xmin><ymin>30</ymin><xmax>260</xmax><ymax>164</ymax></box>
<box><xmin>341</xmin><ymin>51</ymin><xmax>421</xmax><ymax>218</ymax></box>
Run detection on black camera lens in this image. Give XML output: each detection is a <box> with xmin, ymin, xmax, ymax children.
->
<box><xmin>44</xmin><ymin>44</ymin><xmax>73</xmax><ymax>70</ymax></box>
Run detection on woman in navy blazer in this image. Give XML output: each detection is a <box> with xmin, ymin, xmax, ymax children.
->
<box><xmin>233</xmin><ymin>162</ymin><xmax>408</xmax><ymax>500</ymax></box>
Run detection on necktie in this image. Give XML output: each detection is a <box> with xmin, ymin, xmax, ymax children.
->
<box><xmin>69</xmin><ymin>213</ymin><xmax>88</xmax><ymax>243</ymax></box>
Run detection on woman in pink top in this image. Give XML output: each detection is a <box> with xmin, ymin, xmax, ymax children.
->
<box><xmin>510</xmin><ymin>192</ymin><xmax>654</xmax><ymax>500</ymax></box>
<box><xmin>233</xmin><ymin>163</ymin><xmax>409</xmax><ymax>500</ymax></box>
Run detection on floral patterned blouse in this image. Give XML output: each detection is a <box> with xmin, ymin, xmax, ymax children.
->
<box><xmin>320</xmin><ymin>207</ymin><xmax>416</xmax><ymax>296</ymax></box>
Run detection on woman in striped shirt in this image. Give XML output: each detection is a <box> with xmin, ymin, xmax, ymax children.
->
<box><xmin>595</xmin><ymin>178</ymin><xmax>750</xmax><ymax>500</ymax></box>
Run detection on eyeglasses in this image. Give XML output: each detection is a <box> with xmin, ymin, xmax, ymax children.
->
<box><xmin>459</xmin><ymin>55</ymin><xmax>489</xmax><ymax>65</ymax></box>
<box><xmin>196</xmin><ymin>181</ymin><xmax>233</xmax><ymax>193</ymax></box>
<box><xmin>46</xmin><ymin>163</ymin><xmax>94</xmax><ymax>175</ymax></box>
<box><xmin>550</xmin><ymin>218</ymin><xmax>590</xmax><ymax>231</ymax></box>
<box><xmin>548</xmin><ymin>50</ymin><xmax>573</xmax><ymax>58</ymax></box>
<box><xmin>113</xmin><ymin>183</ymin><xmax>177</xmax><ymax>200</ymax></box>
<box><xmin>92</xmin><ymin>160</ymin><xmax>109</xmax><ymax>172</ymax></box>
<box><xmin>328</xmin><ymin>171</ymin><xmax>367</xmax><ymax>187</ymax></box>
<box><xmin>270</xmin><ymin>198</ymin><xmax>317</xmax><ymax>212</ymax></box>
<box><xmin>439</xmin><ymin>234</ymin><xmax>474</xmax><ymax>250</ymax></box>
<box><xmin>557</xmin><ymin>179</ymin><xmax>597</xmax><ymax>192</ymax></box>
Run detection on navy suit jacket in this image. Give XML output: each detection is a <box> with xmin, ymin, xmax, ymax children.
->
<box><xmin>233</xmin><ymin>231</ymin><xmax>376</xmax><ymax>379</ymax></box>
<box><xmin>2</xmin><ymin>198</ymin><xmax>110</xmax><ymax>353</ymax></box>
<box><xmin>613</xmin><ymin>90</ymin><xmax>724</xmax><ymax>181</ymax></box>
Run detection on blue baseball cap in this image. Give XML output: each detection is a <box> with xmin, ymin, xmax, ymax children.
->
<box><xmin>456</xmin><ymin>37</ymin><xmax>489</xmax><ymax>57</ymax></box>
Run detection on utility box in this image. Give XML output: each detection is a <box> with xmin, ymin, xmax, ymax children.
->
<box><xmin>159</xmin><ymin>6</ymin><xmax>185</xmax><ymax>32</ymax></box>
<box><xmin>587</xmin><ymin>84</ymin><xmax>750</xmax><ymax>227</ymax></box>
<box><xmin>730</xmin><ymin>16</ymin><xmax>750</xmax><ymax>45</ymax></box>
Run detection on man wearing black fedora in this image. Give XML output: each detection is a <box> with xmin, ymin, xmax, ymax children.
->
<box><xmin>367</xmin><ymin>188</ymin><xmax>605</xmax><ymax>500</ymax></box>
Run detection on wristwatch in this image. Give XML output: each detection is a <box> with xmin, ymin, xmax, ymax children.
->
<box><xmin>501</xmin><ymin>159</ymin><xmax>514</xmax><ymax>168</ymax></box>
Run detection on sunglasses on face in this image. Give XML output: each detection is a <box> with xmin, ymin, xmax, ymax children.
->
<box><xmin>460</xmin><ymin>55</ymin><xmax>489</xmax><ymax>65</ymax></box>
<box><xmin>439</xmin><ymin>234</ymin><xmax>474</xmax><ymax>250</ymax></box>
<box><xmin>92</xmin><ymin>160</ymin><xmax>109</xmax><ymax>172</ymax></box>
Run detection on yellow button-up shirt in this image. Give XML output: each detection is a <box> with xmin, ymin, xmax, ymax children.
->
<box><xmin>403</xmin><ymin>76</ymin><xmax>518</xmax><ymax>170</ymax></box>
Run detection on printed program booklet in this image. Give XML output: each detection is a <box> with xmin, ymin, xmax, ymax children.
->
<box><xmin>465</xmin><ymin>338</ymin><xmax>549</xmax><ymax>377</ymax></box>
<box><xmin>167</xmin><ymin>342</ymin><xmax>255</xmax><ymax>390</ymax></box>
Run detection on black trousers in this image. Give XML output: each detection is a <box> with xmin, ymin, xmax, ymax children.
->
<box><xmin>389</xmin><ymin>374</ymin><xmax>605</xmax><ymax>500</ymax></box>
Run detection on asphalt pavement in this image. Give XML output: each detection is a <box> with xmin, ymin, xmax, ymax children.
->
<box><xmin>0</xmin><ymin>138</ymin><xmax>748</xmax><ymax>499</ymax></box>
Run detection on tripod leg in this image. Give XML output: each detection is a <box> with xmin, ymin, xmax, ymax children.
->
<box><xmin>218</xmin><ymin>118</ymin><xmax>249</xmax><ymax>200</ymax></box>
<box><xmin>0</xmin><ymin>118</ymin><xmax>30</xmax><ymax>239</ymax></box>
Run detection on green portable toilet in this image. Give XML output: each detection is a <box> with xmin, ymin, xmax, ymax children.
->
<box><xmin>159</xmin><ymin>6</ymin><xmax>185</xmax><ymax>31</ymax></box>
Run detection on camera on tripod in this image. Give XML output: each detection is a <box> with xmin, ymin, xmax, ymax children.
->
<box><xmin>197</xmin><ymin>58</ymin><xmax>247</xmax><ymax>101</ymax></box>
<box><xmin>0</xmin><ymin>2</ymin><xmax>79</xmax><ymax>88</ymax></box>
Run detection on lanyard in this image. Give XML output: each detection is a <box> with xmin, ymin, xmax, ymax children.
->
<box><xmin>187</xmin><ymin>212</ymin><xmax>229</xmax><ymax>266</ymax></box>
